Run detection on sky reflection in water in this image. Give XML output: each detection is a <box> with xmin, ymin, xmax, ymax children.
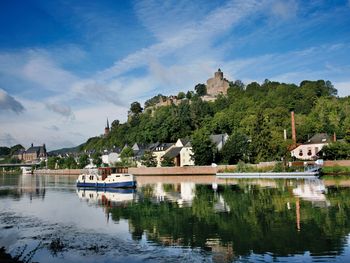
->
<box><xmin>1</xmin><ymin>174</ymin><xmax>350</xmax><ymax>262</ymax></box>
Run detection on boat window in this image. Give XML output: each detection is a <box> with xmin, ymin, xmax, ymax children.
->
<box><xmin>124</xmin><ymin>174</ymin><xmax>130</xmax><ymax>177</ymax></box>
<box><xmin>299</xmin><ymin>150</ymin><xmax>303</xmax><ymax>156</ymax></box>
<box><xmin>82</xmin><ymin>175</ymin><xmax>85</xmax><ymax>180</ymax></box>
<box><xmin>307</xmin><ymin>149</ymin><xmax>312</xmax><ymax>156</ymax></box>
<box><xmin>116</xmin><ymin>175</ymin><xmax>120</xmax><ymax>177</ymax></box>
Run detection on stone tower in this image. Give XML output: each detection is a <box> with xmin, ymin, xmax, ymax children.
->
<box><xmin>104</xmin><ymin>118</ymin><xmax>110</xmax><ymax>136</ymax></box>
<box><xmin>206</xmin><ymin>68</ymin><xmax>229</xmax><ymax>96</ymax></box>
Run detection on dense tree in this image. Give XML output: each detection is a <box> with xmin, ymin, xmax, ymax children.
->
<box><xmin>78</xmin><ymin>154</ymin><xmax>90</xmax><ymax>168</ymax></box>
<box><xmin>320</xmin><ymin>142</ymin><xmax>350</xmax><ymax>160</ymax></box>
<box><xmin>0</xmin><ymin>147</ymin><xmax>10</xmax><ymax>156</ymax></box>
<box><xmin>64</xmin><ymin>155</ymin><xmax>77</xmax><ymax>169</ymax></box>
<box><xmin>130</xmin><ymin>101</ymin><xmax>143</xmax><ymax>115</ymax></box>
<box><xmin>92</xmin><ymin>152</ymin><xmax>102</xmax><ymax>167</ymax></box>
<box><xmin>191</xmin><ymin>129</ymin><xmax>215</xmax><ymax>165</ymax></box>
<box><xmin>79</xmin><ymin>78</ymin><xmax>346</xmax><ymax>163</ymax></box>
<box><xmin>186</xmin><ymin>91</ymin><xmax>194</xmax><ymax>100</ymax></box>
<box><xmin>111</xmin><ymin>120</ymin><xmax>120</xmax><ymax>131</ymax></box>
<box><xmin>194</xmin><ymin>83</ymin><xmax>207</xmax><ymax>96</ymax></box>
<box><xmin>47</xmin><ymin>156</ymin><xmax>58</xmax><ymax>169</ymax></box>
<box><xmin>222</xmin><ymin>131</ymin><xmax>250</xmax><ymax>164</ymax></box>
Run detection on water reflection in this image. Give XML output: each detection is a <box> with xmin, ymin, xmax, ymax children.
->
<box><xmin>77</xmin><ymin>188</ymin><xmax>136</xmax><ymax>206</ymax></box>
<box><xmin>1</xmin><ymin>174</ymin><xmax>350</xmax><ymax>262</ymax></box>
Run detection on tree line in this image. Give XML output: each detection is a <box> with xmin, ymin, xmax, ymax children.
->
<box><xmin>80</xmin><ymin>79</ymin><xmax>350</xmax><ymax>164</ymax></box>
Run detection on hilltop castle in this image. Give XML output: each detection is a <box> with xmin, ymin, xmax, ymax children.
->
<box><xmin>206</xmin><ymin>68</ymin><xmax>230</xmax><ymax>96</ymax></box>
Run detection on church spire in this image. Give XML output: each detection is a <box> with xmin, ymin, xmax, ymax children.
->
<box><xmin>104</xmin><ymin>118</ymin><xmax>110</xmax><ymax>136</ymax></box>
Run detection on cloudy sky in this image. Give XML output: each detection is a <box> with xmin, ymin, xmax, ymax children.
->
<box><xmin>0</xmin><ymin>0</ymin><xmax>350</xmax><ymax>150</ymax></box>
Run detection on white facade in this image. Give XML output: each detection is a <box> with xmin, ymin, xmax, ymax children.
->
<box><xmin>102</xmin><ymin>152</ymin><xmax>121</xmax><ymax>165</ymax></box>
<box><xmin>291</xmin><ymin>143</ymin><xmax>328</xmax><ymax>160</ymax></box>
<box><xmin>180</xmin><ymin>146</ymin><xmax>194</xmax><ymax>166</ymax></box>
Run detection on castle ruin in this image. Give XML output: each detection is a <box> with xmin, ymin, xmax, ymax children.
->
<box><xmin>206</xmin><ymin>69</ymin><xmax>230</xmax><ymax>96</ymax></box>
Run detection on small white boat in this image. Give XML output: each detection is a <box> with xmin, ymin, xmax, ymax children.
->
<box><xmin>21</xmin><ymin>166</ymin><xmax>32</xmax><ymax>175</ymax></box>
<box><xmin>76</xmin><ymin>167</ymin><xmax>136</xmax><ymax>188</ymax></box>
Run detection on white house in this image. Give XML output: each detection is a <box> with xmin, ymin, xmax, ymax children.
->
<box><xmin>290</xmin><ymin>133</ymin><xmax>333</xmax><ymax>160</ymax></box>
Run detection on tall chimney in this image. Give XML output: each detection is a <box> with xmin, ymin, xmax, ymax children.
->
<box><xmin>291</xmin><ymin>111</ymin><xmax>296</xmax><ymax>145</ymax></box>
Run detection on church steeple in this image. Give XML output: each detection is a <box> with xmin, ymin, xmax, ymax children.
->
<box><xmin>104</xmin><ymin>118</ymin><xmax>110</xmax><ymax>136</ymax></box>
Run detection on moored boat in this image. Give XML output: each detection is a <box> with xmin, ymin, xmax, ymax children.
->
<box><xmin>76</xmin><ymin>167</ymin><xmax>136</xmax><ymax>188</ymax></box>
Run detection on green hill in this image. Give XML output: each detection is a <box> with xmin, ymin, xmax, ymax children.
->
<box><xmin>81</xmin><ymin>79</ymin><xmax>350</xmax><ymax>164</ymax></box>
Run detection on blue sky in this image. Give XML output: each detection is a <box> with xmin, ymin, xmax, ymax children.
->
<box><xmin>0</xmin><ymin>0</ymin><xmax>350</xmax><ymax>150</ymax></box>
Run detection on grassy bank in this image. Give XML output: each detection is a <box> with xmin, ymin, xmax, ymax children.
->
<box><xmin>321</xmin><ymin>166</ymin><xmax>350</xmax><ymax>175</ymax></box>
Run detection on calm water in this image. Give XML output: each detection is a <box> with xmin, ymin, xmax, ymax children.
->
<box><xmin>1</xmin><ymin>174</ymin><xmax>350</xmax><ymax>262</ymax></box>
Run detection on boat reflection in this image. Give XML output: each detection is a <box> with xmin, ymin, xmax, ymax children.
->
<box><xmin>76</xmin><ymin>188</ymin><xmax>137</xmax><ymax>207</ymax></box>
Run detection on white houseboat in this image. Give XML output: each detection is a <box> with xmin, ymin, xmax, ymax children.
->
<box><xmin>76</xmin><ymin>167</ymin><xmax>136</xmax><ymax>188</ymax></box>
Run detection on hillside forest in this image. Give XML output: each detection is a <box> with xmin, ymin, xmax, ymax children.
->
<box><xmin>80</xmin><ymin>79</ymin><xmax>350</xmax><ymax>164</ymax></box>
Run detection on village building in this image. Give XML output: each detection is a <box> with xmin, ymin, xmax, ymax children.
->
<box><xmin>101</xmin><ymin>147</ymin><xmax>122</xmax><ymax>166</ymax></box>
<box><xmin>152</xmin><ymin>143</ymin><xmax>174</xmax><ymax>167</ymax></box>
<box><xmin>290</xmin><ymin>133</ymin><xmax>333</xmax><ymax>160</ymax></box>
<box><xmin>15</xmin><ymin>143</ymin><xmax>47</xmax><ymax>163</ymax></box>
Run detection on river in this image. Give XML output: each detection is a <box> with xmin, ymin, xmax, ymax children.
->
<box><xmin>1</xmin><ymin>173</ymin><xmax>350</xmax><ymax>262</ymax></box>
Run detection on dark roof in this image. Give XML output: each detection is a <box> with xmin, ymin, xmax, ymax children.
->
<box><xmin>306</xmin><ymin>133</ymin><xmax>332</xmax><ymax>144</ymax></box>
<box><xmin>179</xmin><ymin>138</ymin><xmax>190</xmax><ymax>146</ymax></box>
<box><xmin>163</xmin><ymin>147</ymin><xmax>182</xmax><ymax>159</ymax></box>
<box><xmin>210</xmin><ymin>134</ymin><xmax>227</xmax><ymax>146</ymax></box>
<box><xmin>26</xmin><ymin>146</ymin><xmax>42</xmax><ymax>154</ymax></box>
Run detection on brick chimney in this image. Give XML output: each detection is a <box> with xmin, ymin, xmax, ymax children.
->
<box><xmin>291</xmin><ymin>111</ymin><xmax>296</xmax><ymax>145</ymax></box>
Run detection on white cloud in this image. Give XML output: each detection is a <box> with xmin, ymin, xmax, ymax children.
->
<box><xmin>0</xmin><ymin>133</ymin><xmax>18</xmax><ymax>147</ymax></box>
<box><xmin>271</xmin><ymin>0</ymin><xmax>298</xmax><ymax>19</ymax></box>
<box><xmin>99</xmin><ymin>0</ymin><xmax>266</xmax><ymax>80</ymax></box>
<box><xmin>45</xmin><ymin>103</ymin><xmax>75</xmax><ymax>119</ymax></box>
<box><xmin>333</xmin><ymin>81</ymin><xmax>350</xmax><ymax>97</ymax></box>
<box><xmin>0</xmin><ymin>89</ymin><xmax>25</xmax><ymax>114</ymax></box>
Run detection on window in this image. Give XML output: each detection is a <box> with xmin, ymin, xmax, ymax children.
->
<box><xmin>82</xmin><ymin>175</ymin><xmax>85</xmax><ymax>180</ymax></box>
<box><xmin>299</xmin><ymin>150</ymin><xmax>303</xmax><ymax>156</ymax></box>
<box><xmin>307</xmin><ymin>147</ymin><xmax>312</xmax><ymax>156</ymax></box>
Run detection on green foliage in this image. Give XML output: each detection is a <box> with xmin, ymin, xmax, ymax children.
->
<box><xmin>10</xmin><ymin>144</ymin><xmax>24</xmax><ymax>156</ymax></box>
<box><xmin>78</xmin><ymin>154</ymin><xmax>89</xmax><ymax>168</ymax></box>
<box><xmin>79</xmin><ymin>79</ymin><xmax>347</xmax><ymax>163</ymax></box>
<box><xmin>320</xmin><ymin>142</ymin><xmax>350</xmax><ymax>160</ymax></box>
<box><xmin>191</xmin><ymin>129</ymin><xmax>215</xmax><ymax>165</ymax></box>
<box><xmin>92</xmin><ymin>152</ymin><xmax>102</xmax><ymax>167</ymax></box>
<box><xmin>47</xmin><ymin>156</ymin><xmax>58</xmax><ymax>169</ymax></box>
<box><xmin>194</xmin><ymin>83</ymin><xmax>207</xmax><ymax>96</ymax></box>
<box><xmin>161</xmin><ymin>156</ymin><xmax>175</xmax><ymax>167</ymax></box>
<box><xmin>141</xmin><ymin>151</ymin><xmax>157</xmax><ymax>167</ymax></box>
<box><xmin>63</xmin><ymin>156</ymin><xmax>77</xmax><ymax>169</ymax></box>
<box><xmin>144</xmin><ymin>94</ymin><xmax>166</xmax><ymax>108</ymax></box>
<box><xmin>130</xmin><ymin>101</ymin><xmax>143</xmax><ymax>114</ymax></box>
<box><xmin>120</xmin><ymin>146</ymin><xmax>134</xmax><ymax>159</ymax></box>
<box><xmin>0</xmin><ymin>147</ymin><xmax>10</xmax><ymax>156</ymax></box>
<box><xmin>222</xmin><ymin>131</ymin><xmax>249</xmax><ymax>164</ymax></box>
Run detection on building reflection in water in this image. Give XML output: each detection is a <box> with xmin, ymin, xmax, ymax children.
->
<box><xmin>75</xmin><ymin>176</ymin><xmax>350</xmax><ymax>263</ymax></box>
<box><xmin>17</xmin><ymin>174</ymin><xmax>46</xmax><ymax>200</ymax></box>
